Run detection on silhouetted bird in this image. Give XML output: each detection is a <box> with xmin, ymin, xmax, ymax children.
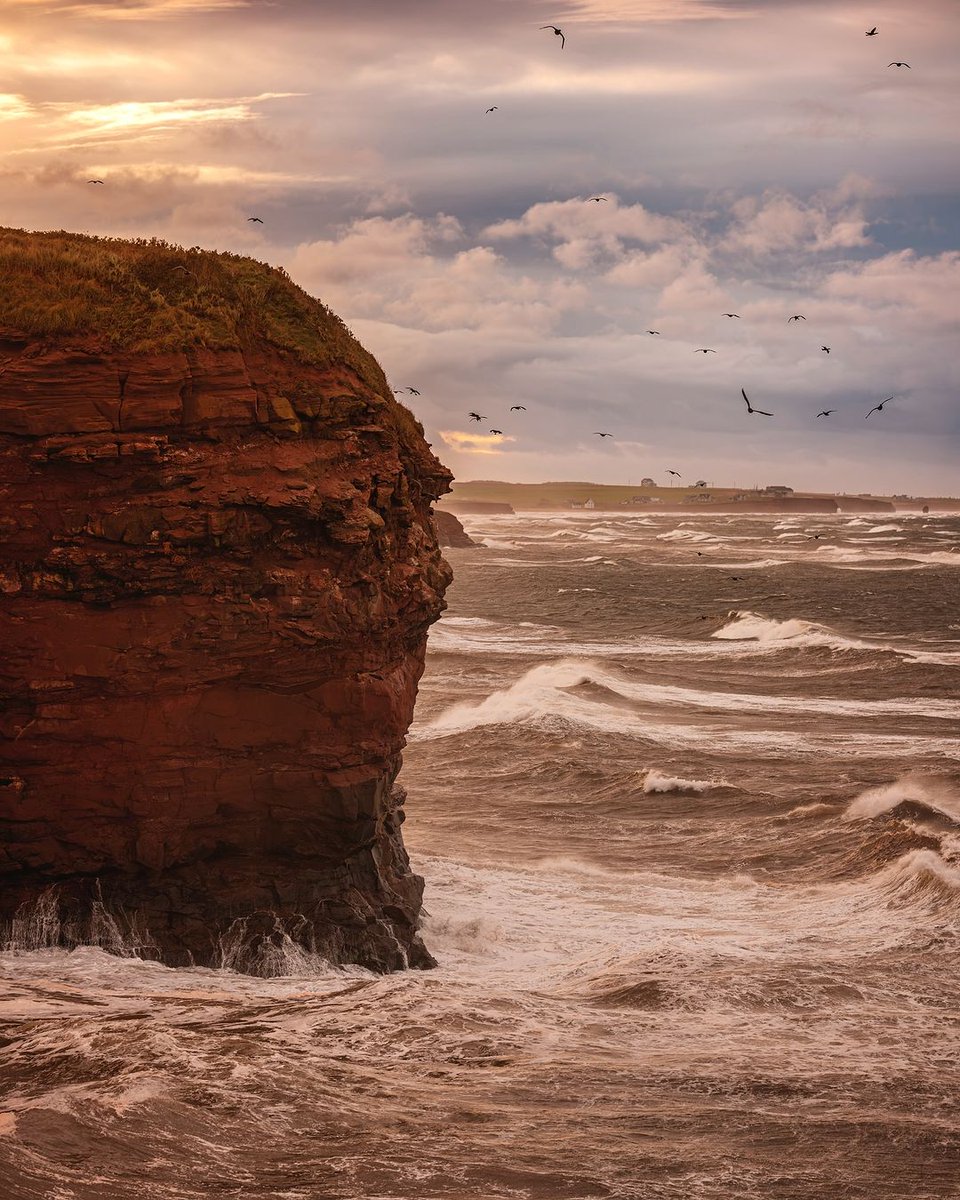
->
<box><xmin>247</xmin><ymin>216</ymin><xmax>264</xmax><ymax>223</ymax></box>
<box><xmin>510</xmin><ymin>405</ymin><xmax>527</xmax><ymax>411</ymax></box>
<box><xmin>888</xmin><ymin>61</ymin><xmax>911</xmax><ymax>68</ymax></box>
<box><xmin>587</xmin><ymin>196</ymin><xmax>608</xmax><ymax>203</ymax></box>
<box><xmin>788</xmin><ymin>314</ymin><xmax>806</xmax><ymax>322</ymax></box>
<box><xmin>646</xmin><ymin>330</ymin><xmax>661</xmax><ymax>335</ymax></box>
<box><xmin>866</xmin><ymin>396</ymin><xmax>895</xmax><ymax>418</ymax></box>
<box><xmin>87</xmin><ymin>179</ymin><xmax>104</xmax><ymax>184</ymax></box>
<box><xmin>722</xmin><ymin>313</ymin><xmax>740</xmax><ymax>318</ymax></box>
<box><xmin>694</xmin><ymin>480</ymin><xmax>707</xmax><ymax>487</ymax></box>
<box><xmin>593</xmin><ymin>431</ymin><xmax>612</xmax><ymax>437</ymax></box>
<box><xmin>742</xmin><ymin>387</ymin><xmax>773</xmax><ymax>417</ymax></box>
<box><xmin>866</xmin><ymin>27</ymin><xmax>878</xmax><ymax>36</ymax></box>
<box><xmin>489</xmin><ymin>429</ymin><xmax>504</xmax><ymax>435</ymax></box>
<box><xmin>821</xmin><ymin>346</ymin><xmax>831</xmax><ymax>353</ymax></box>
<box><xmin>816</xmin><ymin>409</ymin><xmax>836</xmax><ymax>418</ymax></box>
<box><xmin>667</xmin><ymin>469</ymin><xmax>681</xmax><ymax>478</ymax></box>
<box><xmin>694</xmin><ymin>348</ymin><xmax>717</xmax><ymax>354</ymax></box>
<box><xmin>405</xmin><ymin>387</ymin><xmax>421</xmax><ymax>395</ymax></box>
<box><xmin>485</xmin><ymin>107</ymin><xmax>498</xmax><ymax>113</ymax></box>
<box><xmin>540</xmin><ymin>25</ymin><xmax>565</xmax><ymax>48</ymax></box>
<box><xmin>468</xmin><ymin>412</ymin><xmax>486</xmax><ymax>422</ymax></box>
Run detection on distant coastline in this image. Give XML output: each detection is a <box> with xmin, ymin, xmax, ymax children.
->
<box><xmin>438</xmin><ymin>481</ymin><xmax>960</xmax><ymax>515</ymax></box>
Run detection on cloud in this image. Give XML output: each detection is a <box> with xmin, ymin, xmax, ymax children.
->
<box><xmin>439</xmin><ymin>429</ymin><xmax>516</xmax><ymax>455</ymax></box>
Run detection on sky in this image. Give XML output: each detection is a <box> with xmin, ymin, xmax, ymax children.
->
<box><xmin>1</xmin><ymin>0</ymin><xmax>958</xmax><ymax>494</ymax></box>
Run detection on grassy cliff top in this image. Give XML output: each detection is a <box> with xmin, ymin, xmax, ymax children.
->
<box><xmin>0</xmin><ymin>227</ymin><xmax>384</xmax><ymax>389</ymax></box>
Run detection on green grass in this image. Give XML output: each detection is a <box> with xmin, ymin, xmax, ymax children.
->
<box><xmin>0</xmin><ymin>227</ymin><xmax>385</xmax><ymax>392</ymax></box>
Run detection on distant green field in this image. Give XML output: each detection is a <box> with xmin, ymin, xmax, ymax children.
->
<box><xmin>440</xmin><ymin>480</ymin><xmax>778</xmax><ymax>508</ymax></box>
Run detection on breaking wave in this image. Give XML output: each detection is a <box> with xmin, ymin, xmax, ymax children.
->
<box><xmin>844</xmin><ymin>775</ymin><xmax>960</xmax><ymax>824</ymax></box>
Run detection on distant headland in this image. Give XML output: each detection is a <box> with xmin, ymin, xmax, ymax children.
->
<box><xmin>438</xmin><ymin>480</ymin><xmax>959</xmax><ymax>516</ymax></box>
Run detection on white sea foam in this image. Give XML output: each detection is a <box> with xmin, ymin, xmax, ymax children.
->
<box><xmin>844</xmin><ymin>775</ymin><xmax>960</xmax><ymax>824</ymax></box>
<box><xmin>711</xmin><ymin>610</ymin><xmax>960</xmax><ymax>664</ymax></box>
<box><xmin>657</xmin><ymin>529</ymin><xmax>719</xmax><ymax>544</ymax></box>
<box><xmin>413</xmin><ymin>659</ymin><xmax>960</xmax><ymax>758</ymax></box>
<box><xmin>712</xmin><ymin>610</ymin><xmax>876</xmax><ymax>653</ymax></box>
<box><xmin>641</xmin><ymin>770</ymin><xmax>725</xmax><ymax>794</ymax></box>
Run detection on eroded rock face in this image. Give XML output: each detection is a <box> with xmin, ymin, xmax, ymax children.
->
<box><xmin>0</xmin><ymin>331</ymin><xmax>452</xmax><ymax>972</ymax></box>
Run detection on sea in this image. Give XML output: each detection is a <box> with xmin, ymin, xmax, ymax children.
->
<box><xmin>2</xmin><ymin>509</ymin><xmax>960</xmax><ymax>1199</ymax></box>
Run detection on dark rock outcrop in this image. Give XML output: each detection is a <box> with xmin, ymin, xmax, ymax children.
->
<box><xmin>0</xmin><ymin>232</ymin><xmax>453</xmax><ymax>973</ymax></box>
<box><xmin>433</xmin><ymin>509</ymin><xmax>479</xmax><ymax>548</ymax></box>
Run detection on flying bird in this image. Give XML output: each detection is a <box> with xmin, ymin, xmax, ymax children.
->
<box><xmin>593</xmin><ymin>431</ymin><xmax>612</xmax><ymax>438</ymax></box>
<box><xmin>667</xmin><ymin>469</ymin><xmax>682</xmax><ymax>478</ymax></box>
<box><xmin>645</xmin><ymin>330</ymin><xmax>661</xmax><ymax>335</ymax></box>
<box><xmin>489</xmin><ymin>429</ymin><xmax>504</xmax><ymax>435</ymax></box>
<box><xmin>87</xmin><ymin>179</ymin><xmax>104</xmax><ymax>185</ymax></box>
<box><xmin>866</xmin><ymin>27</ymin><xmax>878</xmax><ymax>36</ymax></box>
<box><xmin>510</xmin><ymin>405</ymin><xmax>527</xmax><ymax>411</ymax></box>
<box><xmin>741</xmin><ymin>387</ymin><xmax>773</xmax><ymax>417</ymax></box>
<box><xmin>247</xmin><ymin>216</ymin><xmax>264</xmax><ymax>223</ymax></box>
<box><xmin>540</xmin><ymin>25</ymin><xmax>565</xmax><ymax>48</ymax></box>
<box><xmin>694</xmin><ymin>348</ymin><xmax>717</xmax><ymax>354</ymax></box>
<box><xmin>816</xmin><ymin>409</ymin><xmax>836</xmax><ymax>418</ymax></box>
<box><xmin>821</xmin><ymin>346</ymin><xmax>831</xmax><ymax>353</ymax></box>
<box><xmin>587</xmin><ymin>196</ymin><xmax>608</xmax><ymax>203</ymax></box>
<box><xmin>694</xmin><ymin>480</ymin><xmax>707</xmax><ymax>488</ymax></box>
<box><xmin>405</xmin><ymin>387</ymin><xmax>421</xmax><ymax>395</ymax></box>
<box><xmin>865</xmin><ymin>396</ymin><xmax>895</xmax><ymax>418</ymax></box>
<box><xmin>171</xmin><ymin>266</ymin><xmax>198</xmax><ymax>281</ymax></box>
<box><xmin>888</xmin><ymin>61</ymin><xmax>911</xmax><ymax>68</ymax></box>
<box><xmin>485</xmin><ymin>106</ymin><xmax>498</xmax><ymax>113</ymax></box>
<box><xmin>468</xmin><ymin>412</ymin><xmax>487</xmax><ymax>422</ymax></box>
<box><xmin>788</xmin><ymin>314</ymin><xmax>806</xmax><ymax>322</ymax></box>
<box><xmin>722</xmin><ymin>313</ymin><xmax>741</xmax><ymax>318</ymax></box>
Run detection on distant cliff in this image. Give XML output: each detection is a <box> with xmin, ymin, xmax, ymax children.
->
<box><xmin>433</xmin><ymin>509</ymin><xmax>479</xmax><ymax>548</ymax></box>
<box><xmin>0</xmin><ymin>229</ymin><xmax>452</xmax><ymax>973</ymax></box>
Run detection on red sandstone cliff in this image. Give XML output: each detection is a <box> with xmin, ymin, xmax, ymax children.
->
<box><xmin>0</xmin><ymin>231</ymin><xmax>452</xmax><ymax>972</ymax></box>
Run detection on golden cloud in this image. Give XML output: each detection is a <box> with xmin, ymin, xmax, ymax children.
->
<box><xmin>439</xmin><ymin>429</ymin><xmax>516</xmax><ymax>455</ymax></box>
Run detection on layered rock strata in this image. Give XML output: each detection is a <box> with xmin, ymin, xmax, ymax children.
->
<box><xmin>0</xmin><ymin>235</ymin><xmax>452</xmax><ymax>972</ymax></box>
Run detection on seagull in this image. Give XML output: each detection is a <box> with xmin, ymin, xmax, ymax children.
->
<box><xmin>742</xmin><ymin>387</ymin><xmax>773</xmax><ymax>417</ymax></box>
<box><xmin>485</xmin><ymin>106</ymin><xmax>498</xmax><ymax>113</ymax></box>
<box><xmin>816</xmin><ymin>409</ymin><xmax>836</xmax><ymax>418</ymax></box>
<box><xmin>489</xmin><ymin>428</ymin><xmax>504</xmax><ymax>435</ymax></box>
<box><xmin>866</xmin><ymin>27</ymin><xmax>878</xmax><ymax>36</ymax></box>
<box><xmin>468</xmin><ymin>412</ymin><xmax>487</xmax><ymax>422</ymax></box>
<box><xmin>865</xmin><ymin>396</ymin><xmax>895</xmax><ymax>418</ymax></box>
<box><xmin>510</xmin><ymin>405</ymin><xmax>527</xmax><ymax>411</ymax></box>
<box><xmin>722</xmin><ymin>313</ymin><xmax>741</xmax><ymax>318</ymax></box>
<box><xmin>540</xmin><ymin>25</ymin><xmax>565</xmax><ymax>48</ymax></box>
<box><xmin>821</xmin><ymin>346</ymin><xmax>831</xmax><ymax>353</ymax></box>
<box><xmin>667</xmin><ymin>469</ymin><xmax>682</xmax><ymax>478</ymax></box>
<box><xmin>593</xmin><ymin>431</ymin><xmax>612</xmax><ymax>438</ymax></box>
<box><xmin>788</xmin><ymin>314</ymin><xmax>806</xmax><ymax>322</ymax></box>
<box><xmin>405</xmin><ymin>387</ymin><xmax>421</xmax><ymax>395</ymax></box>
<box><xmin>587</xmin><ymin>196</ymin><xmax>608</xmax><ymax>203</ymax></box>
<box><xmin>694</xmin><ymin>480</ymin><xmax>707</xmax><ymax>487</ymax></box>
<box><xmin>645</xmin><ymin>330</ymin><xmax>661</xmax><ymax>335</ymax></box>
<box><xmin>247</xmin><ymin>216</ymin><xmax>264</xmax><ymax>223</ymax></box>
<box><xmin>694</xmin><ymin>348</ymin><xmax>717</xmax><ymax>354</ymax></box>
<box><xmin>888</xmin><ymin>61</ymin><xmax>911</xmax><ymax>68</ymax></box>
<box><xmin>87</xmin><ymin>178</ymin><xmax>105</xmax><ymax>184</ymax></box>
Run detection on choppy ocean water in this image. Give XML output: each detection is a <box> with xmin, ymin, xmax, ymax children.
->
<box><xmin>2</xmin><ymin>510</ymin><xmax>959</xmax><ymax>1199</ymax></box>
